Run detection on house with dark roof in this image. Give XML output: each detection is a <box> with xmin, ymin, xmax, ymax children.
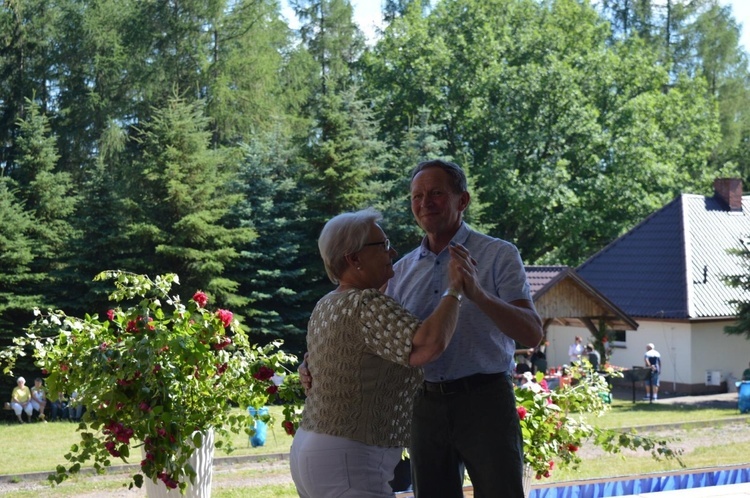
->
<box><xmin>539</xmin><ymin>179</ymin><xmax>750</xmax><ymax>394</ymax></box>
<box><xmin>526</xmin><ymin>265</ymin><xmax>637</xmax><ymax>333</ymax></box>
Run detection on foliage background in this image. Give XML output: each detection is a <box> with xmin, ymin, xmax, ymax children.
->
<box><xmin>1</xmin><ymin>0</ymin><xmax>749</xmax><ymax>397</ymax></box>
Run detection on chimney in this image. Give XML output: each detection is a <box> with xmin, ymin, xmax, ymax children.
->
<box><xmin>714</xmin><ymin>178</ymin><xmax>743</xmax><ymax>212</ymax></box>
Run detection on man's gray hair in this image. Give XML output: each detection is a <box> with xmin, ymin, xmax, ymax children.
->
<box><xmin>319</xmin><ymin>207</ymin><xmax>382</xmax><ymax>284</ymax></box>
<box><xmin>410</xmin><ymin>159</ymin><xmax>468</xmax><ymax>194</ymax></box>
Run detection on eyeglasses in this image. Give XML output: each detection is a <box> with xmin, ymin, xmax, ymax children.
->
<box><xmin>362</xmin><ymin>239</ymin><xmax>391</xmax><ymax>251</ymax></box>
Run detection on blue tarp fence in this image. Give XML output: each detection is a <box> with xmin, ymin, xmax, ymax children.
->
<box><xmin>531</xmin><ymin>466</ymin><xmax>750</xmax><ymax>498</ymax></box>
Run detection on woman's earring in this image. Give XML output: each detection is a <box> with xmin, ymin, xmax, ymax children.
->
<box><xmin>357</xmin><ymin>266</ymin><xmax>362</xmax><ymax>270</ymax></box>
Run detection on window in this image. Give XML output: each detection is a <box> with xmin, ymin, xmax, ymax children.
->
<box><xmin>611</xmin><ymin>330</ymin><xmax>626</xmax><ymax>348</ymax></box>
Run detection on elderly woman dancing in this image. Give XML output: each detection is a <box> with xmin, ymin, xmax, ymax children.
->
<box><xmin>290</xmin><ymin>207</ymin><xmax>477</xmax><ymax>497</ymax></box>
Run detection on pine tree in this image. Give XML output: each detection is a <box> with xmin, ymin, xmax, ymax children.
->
<box><xmin>65</xmin><ymin>121</ymin><xmax>136</xmax><ymax>313</ymax></box>
<box><xmin>227</xmin><ymin>132</ymin><xmax>310</xmax><ymax>354</ymax></box>
<box><xmin>0</xmin><ymin>177</ymin><xmax>37</xmax><ymax>333</ymax></box>
<box><xmin>375</xmin><ymin>107</ymin><xmax>449</xmax><ymax>253</ymax></box>
<box><xmin>125</xmin><ymin>93</ymin><xmax>254</xmax><ymax>307</ymax></box>
<box><xmin>11</xmin><ymin>99</ymin><xmax>78</xmax><ymax>309</ymax></box>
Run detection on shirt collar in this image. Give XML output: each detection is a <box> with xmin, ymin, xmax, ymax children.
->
<box><xmin>417</xmin><ymin>222</ymin><xmax>471</xmax><ymax>258</ymax></box>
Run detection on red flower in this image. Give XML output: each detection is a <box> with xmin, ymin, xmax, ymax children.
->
<box><xmin>567</xmin><ymin>443</ymin><xmax>579</xmax><ymax>452</ymax></box>
<box><xmin>126</xmin><ymin>320</ymin><xmax>138</xmax><ymax>333</ymax></box>
<box><xmin>216</xmin><ymin>309</ymin><xmax>233</xmax><ymax>328</ymax></box>
<box><xmin>193</xmin><ymin>291</ymin><xmax>208</xmax><ymax>308</ymax></box>
<box><xmin>282</xmin><ymin>420</ymin><xmax>296</xmax><ymax>436</ymax></box>
<box><xmin>517</xmin><ymin>406</ymin><xmax>527</xmax><ymax>420</ymax></box>
<box><xmin>253</xmin><ymin>365</ymin><xmax>275</xmax><ymax>381</ymax></box>
<box><xmin>216</xmin><ymin>363</ymin><xmax>228</xmax><ymax>375</ymax></box>
<box><xmin>104</xmin><ymin>441</ymin><xmax>121</xmax><ymax>457</ymax></box>
<box><xmin>139</xmin><ymin>401</ymin><xmax>152</xmax><ymax>412</ymax></box>
<box><xmin>158</xmin><ymin>472</ymin><xmax>179</xmax><ymax>489</ymax></box>
<box><xmin>107</xmin><ymin>309</ymin><xmax>116</xmax><ymax>321</ymax></box>
<box><xmin>266</xmin><ymin>385</ymin><xmax>279</xmax><ymax>395</ymax></box>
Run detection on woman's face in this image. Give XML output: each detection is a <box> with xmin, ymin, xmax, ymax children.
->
<box><xmin>358</xmin><ymin>223</ymin><xmax>398</xmax><ymax>289</ymax></box>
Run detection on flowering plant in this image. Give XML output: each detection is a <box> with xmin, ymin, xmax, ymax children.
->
<box><xmin>515</xmin><ymin>365</ymin><xmax>683</xmax><ymax>480</ymax></box>
<box><xmin>1</xmin><ymin>271</ymin><xmax>304</xmax><ymax>493</ymax></box>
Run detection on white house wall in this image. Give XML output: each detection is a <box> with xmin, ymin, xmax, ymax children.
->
<box><xmin>543</xmin><ymin>320</ymin><xmax>750</xmax><ymax>393</ymax></box>
<box><xmin>690</xmin><ymin>320</ymin><xmax>750</xmax><ymax>387</ymax></box>
<box><xmin>544</xmin><ymin>322</ymin><xmax>689</xmax><ymax>387</ymax></box>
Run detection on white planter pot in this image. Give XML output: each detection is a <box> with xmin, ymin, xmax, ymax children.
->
<box><xmin>522</xmin><ymin>464</ymin><xmax>533</xmax><ymax>497</ymax></box>
<box><xmin>144</xmin><ymin>429</ymin><xmax>215</xmax><ymax>498</ymax></box>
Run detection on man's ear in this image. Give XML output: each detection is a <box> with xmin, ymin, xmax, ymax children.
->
<box><xmin>458</xmin><ymin>191</ymin><xmax>471</xmax><ymax>212</ymax></box>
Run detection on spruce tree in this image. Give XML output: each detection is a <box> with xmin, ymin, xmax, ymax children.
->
<box><xmin>11</xmin><ymin>100</ymin><xmax>78</xmax><ymax>309</ymax></box>
<box><xmin>125</xmin><ymin>93</ymin><xmax>254</xmax><ymax>307</ymax></box>
<box><xmin>0</xmin><ymin>177</ymin><xmax>37</xmax><ymax>333</ymax></box>
<box><xmin>228</xmin><ymin>132</ymin><xmax>310</xmax><ymax>354</ymax></box>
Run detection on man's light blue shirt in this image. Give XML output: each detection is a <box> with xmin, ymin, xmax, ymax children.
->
<box><xmin>385</xmin><ymin>223</ymin><xmax>532</xmax><ymax>382</ymax></box>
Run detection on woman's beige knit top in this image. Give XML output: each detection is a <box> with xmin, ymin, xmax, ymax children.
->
<box><xmin>300</xmin><ymin>288</ymin><xmax>423</xmax><ymax>448</ymax></box>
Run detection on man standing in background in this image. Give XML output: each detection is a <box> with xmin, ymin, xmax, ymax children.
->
<box><xmin>644</xmin><ymin>343</ymin><xmax>661</xmax><ymax>401</ymax></box>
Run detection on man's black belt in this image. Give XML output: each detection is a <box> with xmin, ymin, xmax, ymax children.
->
<box><xmin>423</xmin><ymin>372</ymin><xmax>506</xmax><ymax>395</ymax></box>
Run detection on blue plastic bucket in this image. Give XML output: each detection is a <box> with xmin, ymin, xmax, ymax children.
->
<box><xmin>248</xmin><ymin>406</ymin><xmax>270</xmax><ymax>447</ymax></box>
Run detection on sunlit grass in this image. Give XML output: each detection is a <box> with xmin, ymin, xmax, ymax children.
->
<box><xmin>550</xmin><ymin>438</ymin><xmax>750</xmax><ymax>483</ymax></box>
<box><xmin>0</xmin><ymin>405</ymin><xmax>293</xmax><ymax>475</ymax></box>
<box><xmin>586</xmin><ymin>397</ymin><xmax>742</xmax><ymax>429</ymax></box>
<box><xmin>1</xmin><ymin>399</ymin><xmax>747</xmax><ymax>496</ymax></box>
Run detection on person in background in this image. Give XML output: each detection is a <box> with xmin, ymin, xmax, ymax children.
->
<box><xmin>68</xmin><ymin>390</ymin><xmax>84</xmax><ymax>421</ymax></box>
<box><xmin>289</xmin><ymin>208</ymin><xmax>476</xmax><ymax>497</ymax></box>
<box><xmin>30</xmin><ymin>377</ymin><xmax>48</xmax><ymax>422</ymax></box>
<box><xmin>10</xmin><ymin>376</ymin><xmax>33</xmax><ymax>423</ymax></box>
<box><xmin>530</xmin><ymin>340</ymin><xmax>549</xmax><ymax>375</ymax></box>
<box><xmin>49</xmin><ymin>392</ymin><xmax>69</xmax><ymax>421</ymax></box>
<box><xmin>585</xmin><ymin>343</ymin><xmax>601</xmax><ymax>371</ymax></box>
<box><xmin>568</xmin><ymin>335</ymin><xmax>584</xmax><ymax>363</ymax></box>
<box><xmin>742</xmin><ymin>361</ymin><xmax>750</xmax><ymax>381</ymax></box>
<box><xmin>558</xmin><ymin>365</ymin><xmax>573</xmax><ymax>389</ymax></box>
<box><xmin>644</xmin><ymin>343</ymin><xmax>661</xmax><ymax>401</ymax></box>
<box><xmin>514</xmin><ymin>351</ymin><xmax>532</xmax><ymax>379</ymax></box>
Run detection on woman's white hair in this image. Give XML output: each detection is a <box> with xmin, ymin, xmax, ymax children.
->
<box><xmin>318</xmin><ymin>207</ymin><xmax>382</xmax><ymax>284</ymax></box>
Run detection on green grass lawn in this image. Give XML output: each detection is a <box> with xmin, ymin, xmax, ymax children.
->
<box><xmin>585</xmin><ymin>397</ymin><xmax>743</xmax><ymax>428</ymax></box>
<box><xmin>0</xmin><ymin>400</ymin><xmax>747</xmax><ymax>497</ymax></box>
<box><xmin>0</xmin><ymin>405</ymin><xmax>294</xmax><ymax>475</ymax></box>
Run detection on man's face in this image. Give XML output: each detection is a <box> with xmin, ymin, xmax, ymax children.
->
<box><xmin>410</xmin><ymin>167</ymin><xmax>469</xmax><ymax>237</ymax></box>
